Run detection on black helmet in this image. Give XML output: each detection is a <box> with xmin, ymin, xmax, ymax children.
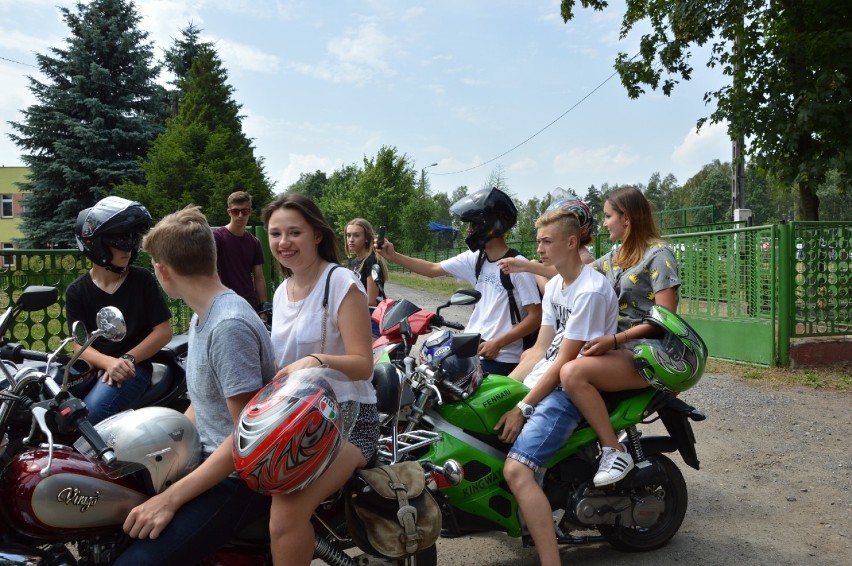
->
<box><xmin>75</xmin><ymin>196</ymin><xmax>152</xmax><ymax>273</ymax></box>
<box><xmin>450</xmin><ymin>187</ymin><xmax>517</xmax><ymax>252</ymax></box>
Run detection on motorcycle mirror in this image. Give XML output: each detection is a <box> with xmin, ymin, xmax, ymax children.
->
<box><xmin>449</xmin><ymin>289</ymin><xmax>481</xmax><ymax>306</ymax></box>
<box><xmin>449</xmin><ymin>333</ymin><xmax>480</xmax><ymax>359</ymax></box>
<box><xmin>71</xmin><ymin>320</ymin><xmax>88</xmax><ymax>345</ymax></box>
<box><xmin>95</xmin><ymin>306</ymin><xmax>126</xmax><ymax>342</ymax></box>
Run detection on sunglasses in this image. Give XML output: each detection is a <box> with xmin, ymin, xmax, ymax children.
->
<box><xmin>229</xmin><ymin>207</ymin><xmax>252</xmax><ymax>217</ymax></box>
<box><xmin>104</xmin><ymin>233</ymin><xmax>142</xmax><ymax>252</ymax></box>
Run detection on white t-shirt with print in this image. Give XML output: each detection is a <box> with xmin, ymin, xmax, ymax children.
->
<box><xmin>523</xmin><ymin>266</ymin><xmax>618</xmax><ymax>388</ymax></box>
<box><xmin>441</xmin><ymin>250</ymin><xmax>541</xmax><ymax>364</ymax></box>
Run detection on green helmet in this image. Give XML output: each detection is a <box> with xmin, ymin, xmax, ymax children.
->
<box><xmin>632</xmin><ymin>306</ymin><xmax>708</xmax><ymax>393</ymax></box>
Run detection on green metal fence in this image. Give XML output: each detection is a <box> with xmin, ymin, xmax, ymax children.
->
<box><xmin>386</xmin><ymin>221</ymin><xmax>851</xmax><ymax>366</ymax></box>
<box><xmin>1</xmin><ymin>222</ymin><xmax>849</xmax><ymax>365</ymax></box>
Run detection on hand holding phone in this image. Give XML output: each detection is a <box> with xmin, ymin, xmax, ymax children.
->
<box><xmin>377</xmin><ymin>225</ymin><xmax>386</xmax><ymax>249</ymax></box>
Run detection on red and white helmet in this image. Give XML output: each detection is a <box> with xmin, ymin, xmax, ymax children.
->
<box><xmin>233</xmin><ymin>368</ymin><xmax>342</xmax><ymax>495</ymax></box>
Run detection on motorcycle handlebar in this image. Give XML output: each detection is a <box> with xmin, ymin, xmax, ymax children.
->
<box><xmin>442</xmin><ymin>320</ymin><xmax>465</xmax><ymax>331</ymax></box>
<box><xmin>439</xmin><ymin>378</ymin><xmax>469</xmax><ymax>400</ymax></box>
<box><xmin>76</xmin><ymin>417</ymin><xmax>116</xmax><ymax>465</ymax></box>
<box><xmin>1</xmin><ymin>343</ymin><xmax>70</xmax><ymax>365</ymax></box>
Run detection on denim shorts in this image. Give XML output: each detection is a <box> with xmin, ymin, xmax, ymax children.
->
<box><xmin>508</xmin><ymin>387</ymin><xmax>581</xmax><ymax>474</ymax></box>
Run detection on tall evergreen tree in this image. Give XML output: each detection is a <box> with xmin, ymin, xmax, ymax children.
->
<box><xmin>8</xmin><ymin>0</ymin><xmax>166</xmax><ymax>247</ymax></box>
<box><xmin>118</xmin><ymin>44</ymin><xmax>274</xmax><ymax>226</ymax></box>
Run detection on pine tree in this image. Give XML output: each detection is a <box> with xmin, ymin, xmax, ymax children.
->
<box><xmin>8</xmin><ymin>0</ymin><xmax>166</xmax><ymax>247</ymax></box>
<box><xmin>118</xmin><ymin>44</ymin><xmax>273</xmax><ymax>226</ymax></box>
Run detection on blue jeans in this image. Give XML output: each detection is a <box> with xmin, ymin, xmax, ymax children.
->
<box><xmin>114</xmin><ymin>476</ymin><xmax>270</xmax><ymax>566</ymax></box>
<box><xmin>65</xmin><ymin>365</ymin><xmax>152</xmax><ymax>424</ymax></box>
<box><xmin>480</xmin><ymin>358</ymin><xmax>517</xmax><ymax>377</ymax></box>
<box><xmin>508</xmin><ymin>387</ymin><xmax>582</xmax><ymax>474</ymax></box>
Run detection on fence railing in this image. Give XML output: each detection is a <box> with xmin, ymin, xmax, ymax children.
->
<box><xmin>1</xmin><ymin>221</ymin><xmax>849</xmax><ymax>365</ymax></box>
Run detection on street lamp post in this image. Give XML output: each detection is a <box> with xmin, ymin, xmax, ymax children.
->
<box><xmin>420</xmin><ymin>162</ymin><xmax>438</xmax><ymax>190</ymax></box>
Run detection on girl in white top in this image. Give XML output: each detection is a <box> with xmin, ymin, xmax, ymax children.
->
<box><xmin>262</xmin><ymin>192</ymin><xmax>377</xmax><ymax>566</ymax></box>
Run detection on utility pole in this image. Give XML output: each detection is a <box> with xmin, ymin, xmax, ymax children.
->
<box><xmin>731</xmin><ymin>0</ymin><xmax>748</xmax><ymax>224</ymax></box>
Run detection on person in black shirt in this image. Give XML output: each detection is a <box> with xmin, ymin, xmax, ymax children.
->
<box><xmin>68</xmin><ymin>196</ymin><xmax>172</xmax><ymax>423</ymax></box>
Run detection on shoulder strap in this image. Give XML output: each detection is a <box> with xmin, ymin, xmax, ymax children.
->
<box><xmin>474</xmin><ymin>250</ymin><xmax>487</xmax><ymax>281</ymax></box>
<box><xmin>322</xmin><ymin>264</ymin><xmax>341</xmax><ymax>308</ymax></box>
<box><xmin>501</xmin><ymin>249</ymin><xmax>522</xmax><ymax>324</ymax></box>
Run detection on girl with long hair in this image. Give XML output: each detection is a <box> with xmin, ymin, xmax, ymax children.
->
<box><xmin>344</xmin><ymin>217</ymin><xmax>388</xmax><ymax>306</ymax></box>
<box><xmin>261</xmin><ymin>192</ymin><xmax>378</xmax><ymax>565</ymax></box>
<box><xmin>559</xmin><ymin>186</ymin><xmax>680</xmax><ymax>487</ymax></box>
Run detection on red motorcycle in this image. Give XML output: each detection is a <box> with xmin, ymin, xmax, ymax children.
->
<box><xmin>0</xmin><ymin>286</ymin><xmax>450</xmax><ymax>566</ymax></box>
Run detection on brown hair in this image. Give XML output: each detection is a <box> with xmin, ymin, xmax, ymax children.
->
<box><xmin>227</xmin><ymin>191</ymin><xmax>252</xmax><ymax>208</ymax></box>
<box><xmin>143</xmin><ymin>206</ymin><xmax>216</xmax><ymax>276</ymax></box>
<box><xmin>606</xmin><ymin>185</ymin><xmax>663</xmax><ymax>268</ymax></box>
<box><xmin>345</xmin><ymin>218</ymin><xmax>389</xmax><ymax>281</ymax></box>
<box><xmin>262</xmin><ymin>192</ymin><xmax>340</xmax><ymax>277</ymax></box>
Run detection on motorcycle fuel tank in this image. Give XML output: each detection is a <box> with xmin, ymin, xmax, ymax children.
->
<box><xmin>0</xmin><ymin>446</ymin><xmax>147</xmax><ymax>539</ymax></box>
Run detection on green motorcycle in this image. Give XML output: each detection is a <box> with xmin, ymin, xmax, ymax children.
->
<box><xmin>374</xmin><ymin>292</ymin><xmax>707</xmax><ymax>553</ymax></box>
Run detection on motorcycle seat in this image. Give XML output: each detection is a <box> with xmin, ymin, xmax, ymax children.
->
<box><xmin>135</xmin><ymin>363</ymin><xmax>173</xmax><ymax>408</ymax></box>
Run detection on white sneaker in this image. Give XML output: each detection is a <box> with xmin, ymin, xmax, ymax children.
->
<box><xmin>594</xmin><ymin>444</ymin><xmax>634</xmax><ymax>486</ymax></box>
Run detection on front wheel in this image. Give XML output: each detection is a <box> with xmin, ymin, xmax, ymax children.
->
<box><xmin>597</xmin><ymin>454</ymin><xmax>688</xmax><ymax>551</ymax></box>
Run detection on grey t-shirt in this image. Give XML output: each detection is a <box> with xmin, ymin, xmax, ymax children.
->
<box><xmin>593</xmin><ymin>242</ymin><xmax>680</xmax><ymax>330</ymax></box>
<box><xmin>186</xmin><ymin>290</ymin><xmax>277</xmax><ymax>457</ymax></box>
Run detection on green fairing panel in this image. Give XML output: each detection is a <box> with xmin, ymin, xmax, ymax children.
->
<box><xmin>423</xmin><ymin>433</ymin><xmax>523</xmax><ymax>537</ymax></box>
<box><xmin>438</xmin><ymin>375</ymin><xmax>529</xmax><ymax>434</ymax></box>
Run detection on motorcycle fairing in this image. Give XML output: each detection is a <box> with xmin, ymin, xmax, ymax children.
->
<box><xmin>372</xmin><ymin>299</ymin><xmax>435</xmax><ymax>339</ymax></box>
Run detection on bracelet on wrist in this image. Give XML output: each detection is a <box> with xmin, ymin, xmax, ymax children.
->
<box><xmin>308</xmin><ymin>354</ymin><xmax>323</xmax><ymax>367</ymax></box>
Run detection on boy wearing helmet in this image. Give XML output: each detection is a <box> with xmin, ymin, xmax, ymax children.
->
<box><xmin>376</xmin><ymin>187</ymin><xmax>541</xmax><ymax>375</ymax></box>
<box><xmin>498</xmin><ymin>188</ymin><xmax>597</xmax><ymax>291</ymax></box>
<box><xmin>116</xmin><ymin>206</ymin><xmax>276</xmax><ymax>565</ymax></box>
<box><xmin>68</xmin><ymin>196</ymin><xmax>173</xmax><ymax>423</ymax></box>
<box><xmin>495</xmin><ymin>209</ymin><xmax>617</xmax><ymax>566</ymax></box>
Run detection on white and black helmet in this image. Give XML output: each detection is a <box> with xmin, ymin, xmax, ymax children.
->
<box><xmin>75</xmin><ymin>196</ymin><xmax>151</xmax><ymax>273</ymax></box>
<box><xmin>75</xmin><ymin>407</ymin><xmax>202</xmax><ymax>494</ymax></box>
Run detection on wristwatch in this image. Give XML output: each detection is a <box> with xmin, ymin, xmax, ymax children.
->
<box><xmin>516</xmin><ymin>401</ymin><xmax>534</xmax><ymax>419</ymax></box>
<box><xmin>121</xmin><ymin>353</ymin><xmax>136</xmax><ymax>364</ymax></box>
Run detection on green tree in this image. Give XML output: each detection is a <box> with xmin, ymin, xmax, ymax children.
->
<box><xmin>164</xmin><ymin>23</ymin><xmax>208</xmax><ymax>86</ymax></box>
<box><xmin>288</xmin><ymin>170</ymin><xmax>329</xmax><ymax>201</ymax></box>
<box><xmin>9</xmin><ymin>0</ymin><xmax>166</xmax><ymax>247</ymax></box>
<box><xmin>163</xmin><ymin>23</ymin><xmax>211</xmax><ymax>117</ymax></box>
<box><xmin>583</xmin><ymin>185</ymin><xmax>603</xmax><ymax>224</ymax></box>
<box><xmin>560</xmin><ymin>0</ymin><xmax>852</xmax><ymax>220</ymax></box>
<box><xmin>644</xmin><ymin>172</ymin><xmax>681</xmax><ymax>213</ymax></box>
<box><xmin>681</xmin><ymin>160</ymin><xmax>731</xmax><ymax>224</ymax></box>
<box><xmin>118</xmin><ymin>44</ymin><xmax>273</xmax><ymax>226</ymax></box>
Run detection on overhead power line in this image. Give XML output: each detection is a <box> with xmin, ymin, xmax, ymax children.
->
<box><xmin>434</xmin><ymin>54</ymin><xmax>640</xmax><ymax>177</ymax></box>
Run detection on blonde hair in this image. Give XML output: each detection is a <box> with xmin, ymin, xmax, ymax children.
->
<box><xmin>535</xmin><ymin>209</ymin><xmax>580</xmax><ymax>237</ymax></box>
<box><xmin>143</xmin><ymin>206</ymin><xmax>216</xmax><ymax>276</ymax></box>
<box><xmin>345</xmin><ymin>218</ymin><xmax>389</xmax><ymax>281</ymax></box>
<box><xmin>607</xmin><ymin>186</ymin><xmax>663</xmax><ymax>269</ymax></box>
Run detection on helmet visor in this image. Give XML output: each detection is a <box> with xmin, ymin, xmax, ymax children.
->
<box><xmin>103</xmin><ymin>233</ymin><xmax>142</xmax><ymax>252</ymax></box>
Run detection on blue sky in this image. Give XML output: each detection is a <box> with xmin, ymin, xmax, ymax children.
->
<box><xmin>0</xmin><ymin>0</ymin><xmax>732</xmax><ymax>203</ymax></box>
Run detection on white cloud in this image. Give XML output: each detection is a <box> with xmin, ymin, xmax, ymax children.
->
<box><xmin>289</xmin><ymin>19</ymin><xmax>395</xmax><ymax>85</ymax></box>
<box><xmin>509</xmin><ymin>157</ymin><xmax>537</xmax><ymax>174</ymax></box>
<box><xmin>671</xmin><ymin>120</ymin><xmax>730</xmax><ymax>166</ymax></box>
<box><xmin>212</xmin><ymin>36</ymin><xmax>280</xmax><ymax>73</ymax></box>
<box><xmin>274</xmin><ymin>153</ymin><xmax>338</xmax><ymax>192</ymax></box>
<box><xmin>553</xmin><ymin>145</ymin><xmax>641</xmax><ymax>174</ymax></box>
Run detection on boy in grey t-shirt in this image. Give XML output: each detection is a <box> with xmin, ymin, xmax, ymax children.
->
<box><xmin>115</xmin><ymin>206</ymin><xmax>276</xmax><ymax>566</ymax></box>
